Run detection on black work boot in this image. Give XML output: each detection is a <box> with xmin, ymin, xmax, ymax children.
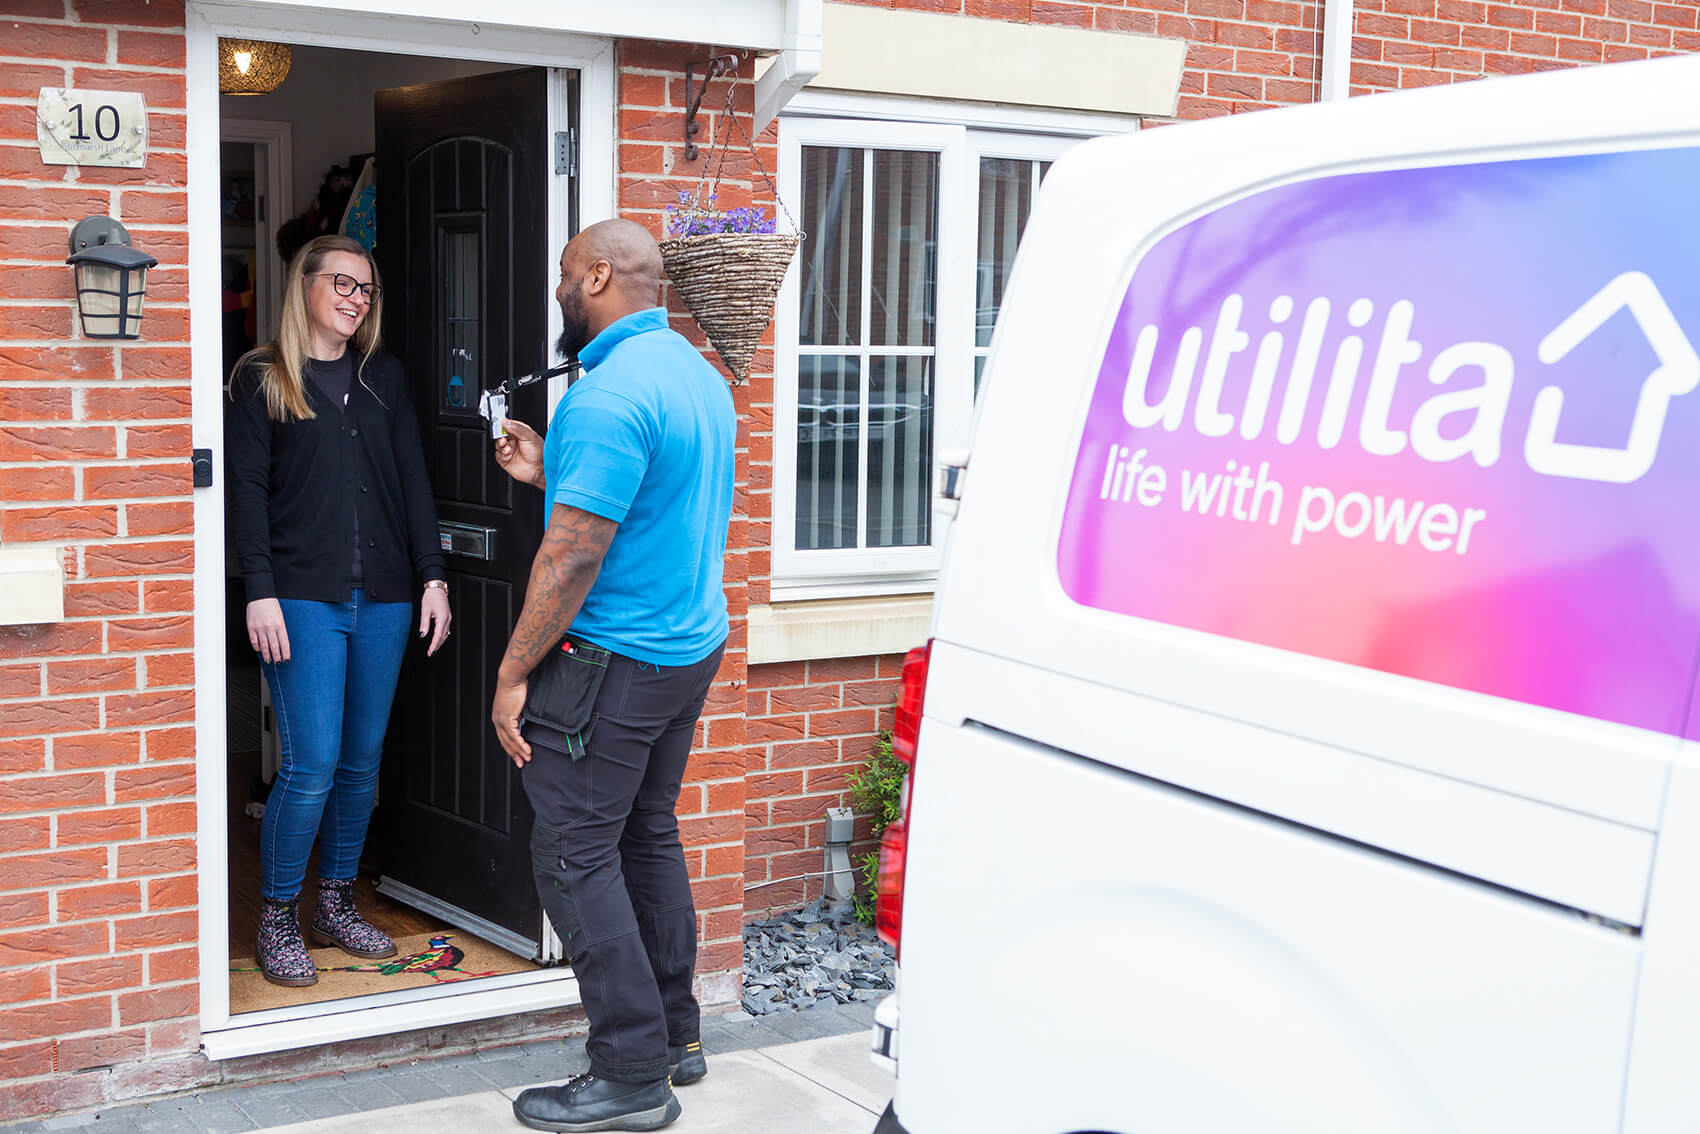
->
<box><xmin>667</xmin><ymin>1041</ymin><xmax>706</xmax><ymax>1085</ymax></box>
<box><xmin>512</xmin><ymin>1072</ymin><xmax>680</xmax><ymax>1132</ymax></box>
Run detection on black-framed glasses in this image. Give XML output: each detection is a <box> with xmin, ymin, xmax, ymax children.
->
<box><xmin>313</xmin><ymin>271</ymin><xmax>381</xmax><ymax>301</ymax></box>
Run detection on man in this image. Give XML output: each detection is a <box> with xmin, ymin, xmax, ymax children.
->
<box><xmin>491</xmin><ymin>219</ymin><xmax>734</xmax><ymax>1133</ymax></box>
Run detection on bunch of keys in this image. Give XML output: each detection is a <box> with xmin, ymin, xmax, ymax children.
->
<box><xmin>477</xmin><ymin>360</ymin><xmax>580</xmax><ymax>439</ymax></box>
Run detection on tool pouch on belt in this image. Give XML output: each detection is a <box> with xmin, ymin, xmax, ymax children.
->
<box><xmin>520</xmin><ymin>637</ymin><xmax>611</xmax><ymax>760</ymax></box>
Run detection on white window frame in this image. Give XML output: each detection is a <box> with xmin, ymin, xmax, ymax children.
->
<box><xmin>773</xmin><ymin>108</ymin><xmax>1097</xmax><ymax>598</ymax></box>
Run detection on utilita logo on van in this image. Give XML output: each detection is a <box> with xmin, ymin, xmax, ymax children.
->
<box><xmin>1119</xmin><ymin>270</ymin><xmax>1698</xmax><ymax>487</ymax></box>
<box><xmin>1058</xmin><ymin>146</ymin><xmax>1700</xmax><ymax>739</ymax></box>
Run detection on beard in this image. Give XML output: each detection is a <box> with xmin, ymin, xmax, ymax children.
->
<box><xmin>556</xmin><ymin>283</ymin><xmax>590</xmax><ymax>361</ymax></box>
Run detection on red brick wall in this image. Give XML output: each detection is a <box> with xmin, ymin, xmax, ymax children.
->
<box><xmin>0</xmin><ymin>0</ymin><xmax>198</xmax><ymax>1120</ymax></box>
<box><xmin>614</xmin><ymin>39</ymin><xmax>774</xmax><ymax>987</ymax></box>
<box><xmin>744</xmin><ymin>656</ymin><xmax>901</xmax><ymax>916</ymax></box>
<box><xmin>1349</xmin><ymin>0</ymin><xmax>1697</xmax><ymax>94</ymax></box>
<box><xmin>843</xmin><ymin>0</ymin><xmax>1696</xmax><ymax>116</ymax></box>
<box><xmin>835</xmin><ymin>0</ymin><xmax>1326</xmax><ymax>117</ymax></box>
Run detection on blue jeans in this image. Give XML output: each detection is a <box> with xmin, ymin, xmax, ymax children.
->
<box><xmin>260</xmin><ymin>590</ymin><xmax>411</xmax><ymax>901</ymax></box>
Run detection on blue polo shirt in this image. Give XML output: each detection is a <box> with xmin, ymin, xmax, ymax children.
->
<box><xmin>543</xmin><ymin>307</ymin><xmax>735</xmax><ymax>665</ymax></box>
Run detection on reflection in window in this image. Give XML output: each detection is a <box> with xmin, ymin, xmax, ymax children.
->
<box><xmin>973</xmin><ymin>158</ymin><xmax>1049</xmax><ymax>397</ymax></box>
<box><xmin>868</xmin><ymin>355</ymin><xmax>932</xmax><ymax>549</ymax></box>
<box><xmin>869</xmin><ymin>151</ymin><xmax>938</xmax><ymax>348</ymax></box>
<box><xmin>797</xmin><ymin>356</ymin><xmax>862</xmax><ymax>551</ymax></box>
<box><xmin>796</xmin><ymin>146</ymin><xmax>939</xmax><ymax>553</ymax></box>
<box><xmin>800</xmin><ymin>147</ymin><xmax>863</xmax><ymax>348</ymax></box>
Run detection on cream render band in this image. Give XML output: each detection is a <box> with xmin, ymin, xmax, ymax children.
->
<box><xmin>810</xmin><ymin>2</ymin><xmax>1187</xmax><ymax>118</ymax></box>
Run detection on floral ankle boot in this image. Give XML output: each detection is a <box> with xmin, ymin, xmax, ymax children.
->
<box><xmin>257</xmin><ymin>897</ymin><xmax>318</xmax><ymax>987</ymax></box>
<box><xmin>311</xmin><ymin>877</ymin><xmax>398</xmax><ymax>959</ymax></box>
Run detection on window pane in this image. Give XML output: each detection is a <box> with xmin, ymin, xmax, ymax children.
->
<box><xmin>799</xmin><ymin>147</ymin><xmax>864</xmax><ymax>346</ymax></box>
<box><xmin>867</xmin><ymin>355</ymin><xmax>933</xmax><ymax>549</ymax></box>
<box><xmin>975</xmin><ymin>158</ymin><xmax>1037</xmax><ymax>349</ymax></box>
<box><xmin>869</xmin><ymin>151</ymin><xmax>939</xmax><ymax>347</ymax></box>
<box><xmin>797</xmin><ymin>356</ymin><xmax>862</xmax><ymax>550</ymax></box>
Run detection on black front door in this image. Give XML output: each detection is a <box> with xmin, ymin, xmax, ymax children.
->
<box><xmin>371</xmin><ymin>67</ymin><xmax>570</xmax><ymax>958</ymax></box>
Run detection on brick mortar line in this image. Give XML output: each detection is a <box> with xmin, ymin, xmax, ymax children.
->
<box><xmin>0</xmin><ymin>839</ymin><xmax>195</xmax><ymax>857</ymax></box>
<box><xmin>2</xmin><ymin>490</ymin><xmax>194</xmax><ymax>501</ymax></box>
<box><xmin>0</xmin><ymin>185</ymin><xmax>191</xmax><ymax>194</ymax></box>
<box><xmin>0</xmin><ymin>64</ymin><xmax>185</xmax><ymax>83</ymax></box>
<box><xmin>0</xmin><ymin>720</ymin><xmax>197</xmax><ymax>740</ymax></box>
<box><xmin>0</xmin><ymin>27</ymin><xmax>189</xmax><ymax>41</ymax></box>
<box><xmin>0</xmin><ymin>686</ymin><xmax>198</xmax><ymax>708</ymax></box>
<box><xmin>0</xmin><ymin>808</ymin><xmax>198</xmax><ymax>828</ymax></box>
<box><xmin>0</xmin><ymin>449</ymin><xmax>188</xmax><ymax>457</ymax></box>
<box><xmin>6</xmin><ymin>531</ymin><xmax>192</xmax><ymax>543</ymax></box>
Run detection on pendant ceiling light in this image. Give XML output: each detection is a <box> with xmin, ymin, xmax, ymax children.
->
<box><xmin>219</xmin><ymin>38</ymin><xmax>292</xmax><ymax>96</ymax></box>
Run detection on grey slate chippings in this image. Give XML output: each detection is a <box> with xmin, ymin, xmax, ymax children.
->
<box><xmin>740</xmin><ymin>899</ymin><xmax>895</xmax><ymax>1016</ymax></box>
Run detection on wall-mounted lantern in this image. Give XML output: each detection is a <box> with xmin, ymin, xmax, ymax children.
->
<box><xmin>219</xmin><ymin>38</ymin><xmax>292</xmax><ymax>95</ymax></box>
<box><xmin>66</xmin><ymin>217</ymin><xmax>157</xmax><ymax>340</ymax></box>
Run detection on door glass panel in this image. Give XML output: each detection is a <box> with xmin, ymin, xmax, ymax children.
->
<box><xmin>796</xmin><ymin>355</ymin><xmax>861</xmax><ymax>551</ymax></box>
<box><xmin>440</xmin><ymin>225</ymin><xmax>480</xmax><ymax>413</ymax></box>
<box><xmin>867</xmin><ymin>354</ymin><xmax>932</xmax><ymax>549</ymax></box>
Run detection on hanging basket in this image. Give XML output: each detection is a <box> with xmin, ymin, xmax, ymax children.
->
<box><xmin>660</xmin><ymin>230</ymin><xmax>801</xmax><ymax>384</ymax></box>
<box><xmin>661</xmin><ymin>60</ymin><xmax>802</xmax><ymax>384</ymax></box>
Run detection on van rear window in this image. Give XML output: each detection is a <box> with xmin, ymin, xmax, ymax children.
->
<box><xmin>1057</xmin><ymin>145</ymin><xmax>1700</xmax><ymax>740</ymax></box>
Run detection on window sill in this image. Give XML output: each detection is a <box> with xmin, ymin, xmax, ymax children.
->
<box><xmin>748</xmin><ymin>594</ymin><xmax>933</xmax><ymax>665</ymax></box>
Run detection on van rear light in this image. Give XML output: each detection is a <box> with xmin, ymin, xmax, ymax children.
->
<box><xmin>876</xmin><ymin>818</ymin><xmax>907</xmax><ymax>951</ymax></box>
<box><xmin>878</xmin><ymin>640</ymin><xmax>931</xmax><ymax>954</ymax></box>
<box><xmin>891</xmin><ymin>642</ymin><xmax>931</xmax><ymax>766</ymax></box>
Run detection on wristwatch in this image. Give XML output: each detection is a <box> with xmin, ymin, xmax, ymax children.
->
<box><xmin>424</xmin><ymin>579</ymin><xmax>449</xmax><ymax>595</ymax></box>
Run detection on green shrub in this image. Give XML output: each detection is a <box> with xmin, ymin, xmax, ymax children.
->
<box><xmin>846</xmin><ymin>730</ymin><xmax>905</xmax><ymax>926</ymax></box>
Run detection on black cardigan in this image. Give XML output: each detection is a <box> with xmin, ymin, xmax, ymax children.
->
<box><xmin>225</xmin><ymin>351</ymin><xmax>446</xmax><ymax>604</ymax></box>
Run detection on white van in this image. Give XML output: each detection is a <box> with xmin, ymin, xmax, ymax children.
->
<box><xmin>869</xmin><ymin>53</ymin><xmax>1700</xmax><ymax>1134</ymax></box>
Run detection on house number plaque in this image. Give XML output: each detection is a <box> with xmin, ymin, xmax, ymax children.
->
<box><xmin>37</xmin><ymin>87</ymin><xmax>147</xmax><ymax>168</ymax></box>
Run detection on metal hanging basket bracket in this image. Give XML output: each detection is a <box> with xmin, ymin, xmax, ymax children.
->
<box><xmin>684</xmin><ymin>54</ymin><xmax>740</xmax><ymax>161</ymax></box>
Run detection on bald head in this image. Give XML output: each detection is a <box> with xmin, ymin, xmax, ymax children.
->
<box><xmin>555</xmin><ymin>219</ymin><xmax>667</xmax><ymax>359</ymax></box>
<box><xmin>570</xmin><ymin>219</ymin><xmax>664</xmax><ymax>304</ymax></box>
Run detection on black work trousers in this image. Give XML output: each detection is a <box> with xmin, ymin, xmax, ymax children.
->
<box><xmin>520</xmin><ymin>641</ymin><xmax>724</xmax><ymax>1084</ymax></box>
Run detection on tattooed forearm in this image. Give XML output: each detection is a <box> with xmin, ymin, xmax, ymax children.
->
<box><xmin>500</xmin><ymin>504</ymin><xmax>617</xmax><ymax>681</ymax></box>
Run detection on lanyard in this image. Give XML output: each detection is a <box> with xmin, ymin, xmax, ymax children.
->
<box><xmin>477</xmin><ymin>360</ymin><xmax>580</xmax><ymax>437</ymax></box>
<box><xmin>490</xmin><ymin>359</ymin><xmax>580</xmax><ymax>399</ymax></box>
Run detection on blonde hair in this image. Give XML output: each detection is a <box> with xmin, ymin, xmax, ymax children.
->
<box><xmin>233</xmin><ymin>235</ymin><xmax>385</xmax><ymax>422</ymax></box>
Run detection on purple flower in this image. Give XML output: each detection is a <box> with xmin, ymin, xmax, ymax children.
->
<box><xmin>665</xmin><ymin>196</ymin><xmax>781</xmax><ymax>239</ymax></box>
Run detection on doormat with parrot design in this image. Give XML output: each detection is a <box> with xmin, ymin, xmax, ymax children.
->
<box><xmin>229</xmin><ymin>932</ymin><xmax>536</xmax><ymax>1014</ymax></box>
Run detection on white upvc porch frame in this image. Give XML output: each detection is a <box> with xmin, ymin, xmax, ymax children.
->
<box><xmin>185</xmin><ymin>1</ymin><xmax>620</xmax><ymax>1061</ymax></box>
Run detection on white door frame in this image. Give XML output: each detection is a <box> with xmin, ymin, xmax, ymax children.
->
<box><xmin>187</xmin><ymin>0</ymin><xmax>617</xmax><ymax>1058</ymax></box>
<box><xmin>216</xmin><ymin>118</ymin><xmax>291</xmax><ymax>345</ymax></box>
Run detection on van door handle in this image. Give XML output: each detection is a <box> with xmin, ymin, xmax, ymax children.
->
<box><xmin>939</xmin><ymin>448</ymin><xmax>970</xmax><ymax>499</ymax></box>
<box><xmin>938</xmin><ymin>447</ymin><xmax>971</xmax><ymax>517</ymax></box>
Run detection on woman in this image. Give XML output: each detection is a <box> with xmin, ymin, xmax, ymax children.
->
<box><xmin>226</xmin><ymin>234</ymin><xmax>452</xmax><ymax>987</ymax></box>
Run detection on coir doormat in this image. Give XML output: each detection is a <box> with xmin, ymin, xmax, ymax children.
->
<box><xmin>229</xmin><ymin>931</ymin><xmax>536</xmax><ymax>1014</ymax></box>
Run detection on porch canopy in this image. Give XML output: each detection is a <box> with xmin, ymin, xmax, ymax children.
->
<box><xmin>197</xmin><ymin>0</ymin><xmax>823</xmax><ymax>117</ymax></box>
